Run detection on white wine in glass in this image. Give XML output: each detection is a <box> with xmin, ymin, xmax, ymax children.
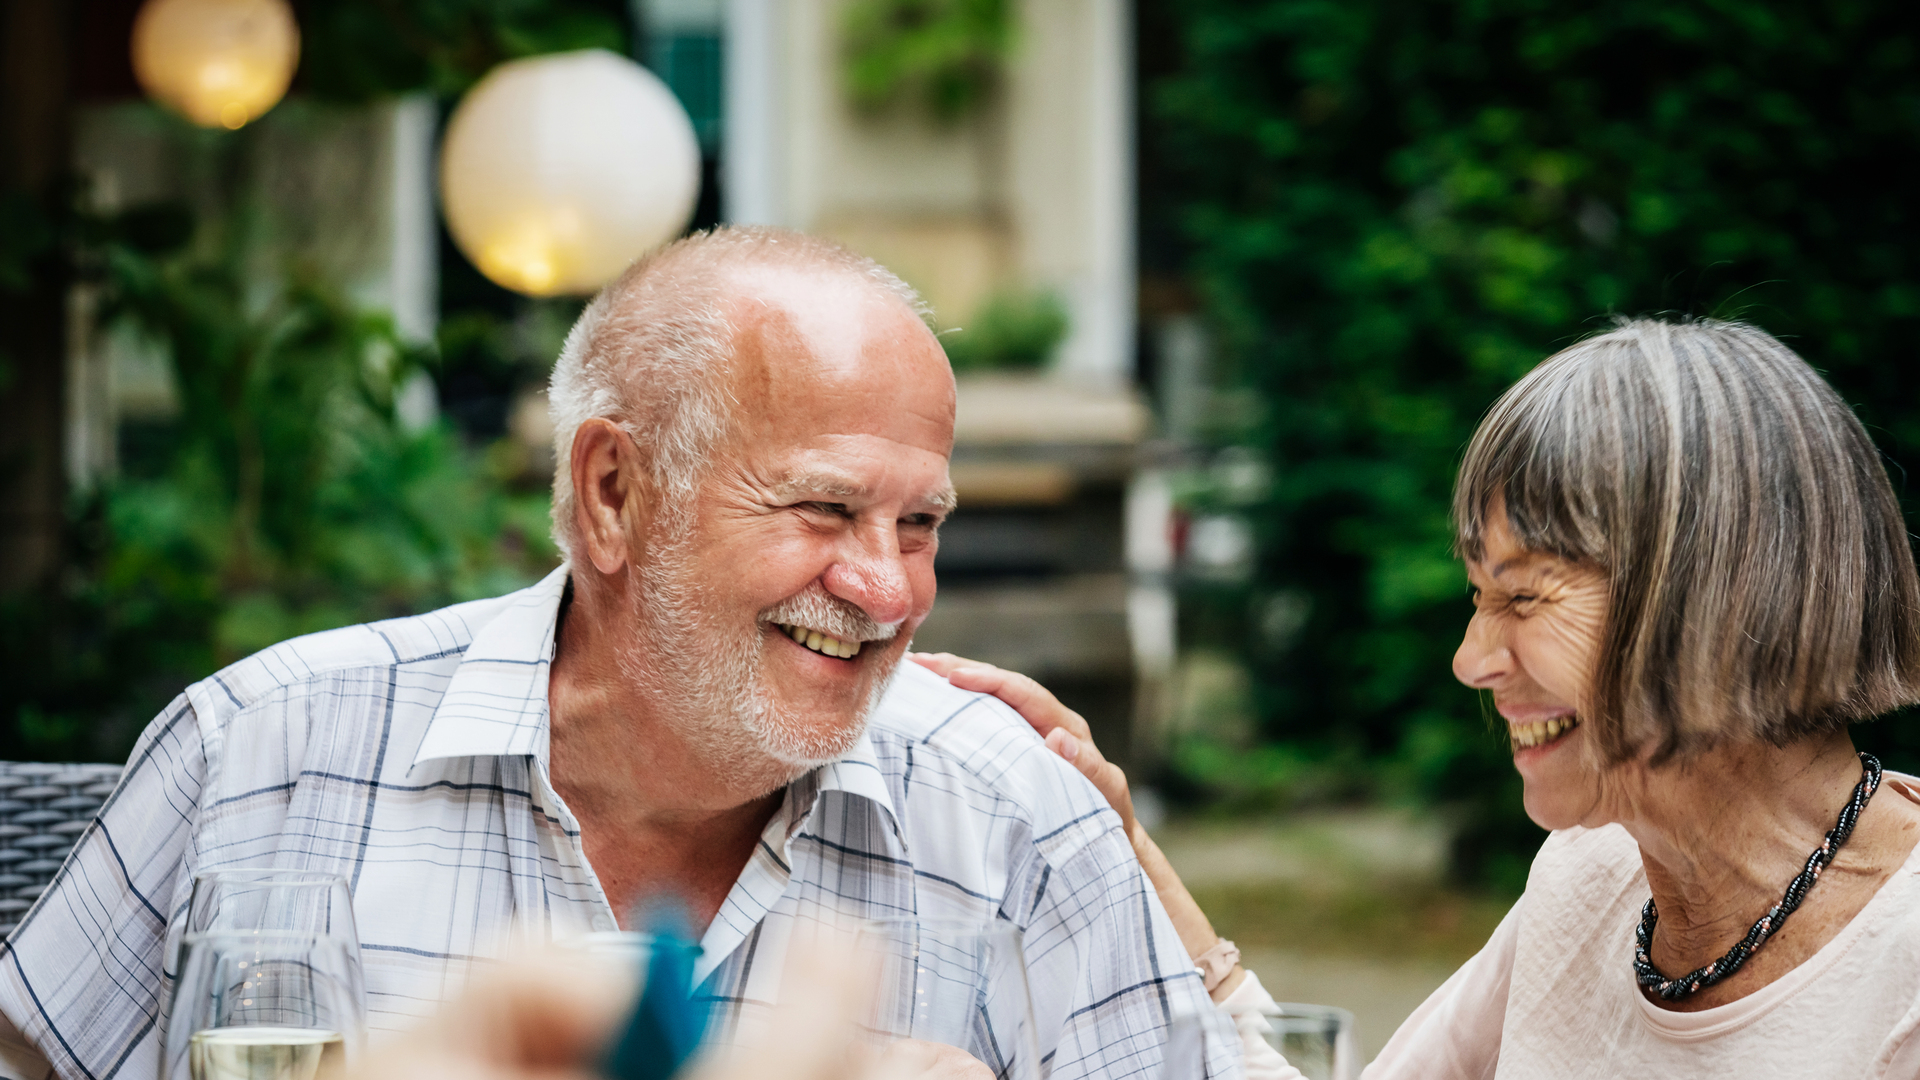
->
<box><xmin>162</xmin><ymin>931</ymin><xmax>366</xmax><ymax>1080</ymax></box>
<box><xmin>187</xmin><ymin>1026</ymin><xmax>344</xmax><ymax>1080</ymax></box>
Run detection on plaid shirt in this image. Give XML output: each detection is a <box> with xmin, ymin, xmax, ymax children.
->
<box><xmin>0</xmin><ymin>568</ymin><xmax>1236</xmax><ymax>1080</ymax></box>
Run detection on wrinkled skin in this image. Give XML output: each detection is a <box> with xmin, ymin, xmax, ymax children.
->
<box><xmin>1453</xmin><ymin>501</ymin><xmax>1920</xmax><ymax>1010</ymax></box>
<box><xmin>547</xmin><ymin>264</ymin><xmax>956</xmax><ymax>932</ymax></box>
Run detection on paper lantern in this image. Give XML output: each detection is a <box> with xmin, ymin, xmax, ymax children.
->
<box><xmin>439</xmin><ymin>50</ymin><xmax>701</xmax><ymax>297</ymax></box>
<box><xmin>131</xmin><ymin>0</ymin><xmax>300</xmax><ymax>130</ymax></box>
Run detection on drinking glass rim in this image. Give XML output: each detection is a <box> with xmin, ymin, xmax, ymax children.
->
<box><xmin>857</xmin><ymin>916</ymin><xmax>1024</xmax><ymax>937</ymax></box>
<box><xmin>191</xmin><ymin>868</ymin><xmax>351</xmax><ymax>886</ymax></box>
<box><xmin>179</xmin><ymin>928</ymin><xmax>358</xmax><ymax>949</ymax></box>
<box><xmin>1260</xmin><ymin>1001</ymin><xmax>1355</xmax><ymax>1023</ymax></box>
<box><xmin>560</xmin><ymin>930</ymin><xmax>703</xmax><ymax>955</ymax></box>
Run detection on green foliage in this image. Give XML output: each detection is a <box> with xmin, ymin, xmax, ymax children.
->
<box><xmin>842</xmin><ymin>0</ymin><xmax>1016</xmax><ymax>122</ymax></box>
<box><xmin>298</xmin><ymin>0</ymin><xmax>628</xmax><ymax>101</ymax></box>
<box><xmin>0</xmin><ymin>189</ymin><xmax>64</xmax><ymax>390</ymax></box>
<box><xmin>0</xmin><ymin>199</ymin><xmax>555</xmax><ymax>763</ymax></box>
<box><xmin>1147</xmin><ymin>0</ymin><xmax>1920</xmax><ymax>888</ymax></box>
<box><xmin>0</xmin><ymin>1</ymin><xmax>609</xmax><ymax>764</ymax></box>
<box><xmin>941</xmin><ymin>289</ymin><xmax>1070</xmax><ymax>371</ymax></box>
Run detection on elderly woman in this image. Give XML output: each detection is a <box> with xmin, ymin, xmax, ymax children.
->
<box><xmin>918</xmin><ymin>318</ymin><xmax>1920</xmax><ymax>1076</ymax></box>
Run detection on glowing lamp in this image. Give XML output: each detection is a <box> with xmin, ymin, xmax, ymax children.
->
<box><xmin>131</xmin><ymin>0</ymin><xmax>300</xmax><ymax>130</ymax></box>
<box><xmin>439</xmin><ymin>50</ymin><xmax>701</xmax><ymax>297</ymax></box>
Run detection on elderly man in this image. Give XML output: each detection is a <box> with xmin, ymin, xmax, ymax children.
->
<box><xmin>0</xmin><ymin>228</ymin><xmax>1234</xmax><ymax>1080</ymax></box>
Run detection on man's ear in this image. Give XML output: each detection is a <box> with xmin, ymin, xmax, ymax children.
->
<box><xmin>570</xmin><ymin>418</ymin><xmax>644</xmax><ymax>576</ymax></box>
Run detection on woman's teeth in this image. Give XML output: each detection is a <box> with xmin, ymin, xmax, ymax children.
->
<box><xmin>1510</xmin><ymin>715</ymin><xmax>1579</xmax><ymax>751</ymax></box>
<box><xmin>778</xmin><ymin>623</ymin><xmax>862</xmax><ymax>659</ymax></box>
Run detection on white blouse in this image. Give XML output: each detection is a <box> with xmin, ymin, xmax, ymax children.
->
<box><xmin>1360</xmin><ymin>774</ymin><xmax>1920</xmax><ymax>1079</ymax></box>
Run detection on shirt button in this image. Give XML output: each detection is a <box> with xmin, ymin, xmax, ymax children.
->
<box><xmin>593</xmin><ymin>914</ymin><xmax>616</xmax><ymax>932</ymax></box>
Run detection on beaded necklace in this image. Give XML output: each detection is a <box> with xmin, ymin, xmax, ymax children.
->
<box><xmin>1633</xmin><ymin>751</ymin><xmax>1882</xmax><ymax>1001</ymax></box>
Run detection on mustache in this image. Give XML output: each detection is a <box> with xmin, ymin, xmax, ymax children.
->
<box><xmin>760</xmin><ymin>587</ymin><xmax>899</xmax><ymax>644</ymax></box>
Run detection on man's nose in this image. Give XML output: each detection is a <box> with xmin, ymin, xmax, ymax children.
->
<box><xmin>1452</xmin><ymin>613</ymin><xmax>1511</xmax><ymax>689</ymax></box>
<box><xmin>822</xmin><ymin>525</ymin><xmax>913</xmax><ymax>628</ymax></box>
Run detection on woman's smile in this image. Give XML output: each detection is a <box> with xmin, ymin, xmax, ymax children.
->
<box><xmin>1508</xmin><ymin>712</ymin><xmax>1581</xmax><ymax>753</ymax></box>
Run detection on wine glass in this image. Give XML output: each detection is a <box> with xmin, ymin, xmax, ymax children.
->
<box><xmin>857</xmin><ymin>918</ymin><xmax>1040</xmax><ymax>1080</ymax></box>
<box><xmin>1157</xmin><ymin>1005</ymin><xmax>1213</xmax><ymax>1080</ymax></box>
<box><xmin>162</xmin><ymin>930</ymin><xmax>367</xmax><ymax>1080</ymax></box>
<box><xmin>1259</xmin><ymin>1002</ymin><xmax>1357</xmax><ymax>1080</ymax></box>
<box><xmin>181</xmin><ymin>870</ymin><xmax>362</xmax><ymax>1002</ymax></box>
<box><xmin>185</xmin><ymin>869</ymin><xmax>358</xmax><ymax>941</ymax></box>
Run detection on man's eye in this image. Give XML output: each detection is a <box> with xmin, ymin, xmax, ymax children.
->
<box><xmin>802</xmin><ymin>501</ymin><xmax>852</xmax><ymax>518</ymax></box>
<box><xmin>901</xmin><ymin>513</ymin><xmax>940</xmax><ymax>529</ymax></box>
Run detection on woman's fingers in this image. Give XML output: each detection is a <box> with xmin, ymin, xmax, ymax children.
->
<box><xmin>918</xmin><ymin>656</ymin><xmax>1094</xmax><ymax>742</ymax></box>
<box><xmin>908</xmin><ymin>653</ymin><xmax>1136</xmax><ymax>836</ymax></box>
<box><xmin>907</xmin><ymin>652</ymin><xmax>963</xmax><ymax>677</ymax></box>
<box><xmin>1044</xmin><ymin>728</ymin><xmax>1080</xmax><ymax>764</ymax></box>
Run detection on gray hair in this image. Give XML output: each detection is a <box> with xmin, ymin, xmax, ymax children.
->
<box><xmin>547</xmin><ymin>226</ymin><xmax>931</xmax><ymax>562</ymax></box>
<box><xmin>1454</xmin><ymin>318</ymin><xmax>1920</xmax><ymax>762</ymax></box>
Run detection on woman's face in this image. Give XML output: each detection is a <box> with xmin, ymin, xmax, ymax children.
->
<box><xmin>1454</xmin><ymin>503</ymin><xmax>1615</xmax><ymax>830</ymax></box>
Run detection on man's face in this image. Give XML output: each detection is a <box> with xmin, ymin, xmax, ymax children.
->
<box><xmin>630</xmin><ymin>268</ymin><xmax>955</xmax><ymax>771</ymax></box>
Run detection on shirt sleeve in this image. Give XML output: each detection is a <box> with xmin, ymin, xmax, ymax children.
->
<box><xmin>1360</xmin><ymin>895</ymin><xmax>1519</xmax><ymax>1080</ymax></box>
<box><xmin>1019</xmin><ymin>823</ymin><xmax>1243</xmax><ymax>1080</ymax></box>
<box><xmin>0</xmin><ymin>695</ymin><xmax>208</xmax><ymax>1080</ymax></box>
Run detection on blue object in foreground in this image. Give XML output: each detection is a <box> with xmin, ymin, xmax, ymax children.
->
<box><xmin>602</xmin><ymin>910</ymin><xmax>707</xmax><ymax>1080</ymax></box>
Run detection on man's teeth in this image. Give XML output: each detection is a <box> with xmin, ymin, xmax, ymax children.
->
<box><xmin>1510</xmin><ymin>715</ymin><xmax>1580</xmax><ymax>750</ymax></box>
<box><xmin>779</xmin><ymin>623</ymin><xmax>862</xmax><ymax>659</ymax></box>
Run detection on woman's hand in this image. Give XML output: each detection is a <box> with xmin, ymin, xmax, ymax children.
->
<box><xmin>907</xmin><ymin>652</ymin><xmax>1245</xmax><ymax>1000</ymax></box>
<box><xmin>910</xmin><ymin>652</ymin><xmax>1139</xmax><ymax>842</ymax></box>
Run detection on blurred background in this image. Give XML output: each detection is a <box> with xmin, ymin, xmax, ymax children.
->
<box><xmin>5</xmin><ymin>0</ymin><xmax>1920</xmax><ymax>1055</ymax></box>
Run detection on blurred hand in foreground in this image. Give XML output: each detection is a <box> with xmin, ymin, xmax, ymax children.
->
<box><xmin>337</xmin><ymin>949</ymin><xmax>632</xmax><ymax>1080</ymax></box>
<box><xmin>339</xmin><ymin>938</ymin><xmax>991</xmax><ymax>1080</ymax></box>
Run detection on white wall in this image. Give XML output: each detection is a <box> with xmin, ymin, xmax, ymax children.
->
<box><xmin>723</xmin><ymin>0</ymin><xmax>1135</xmax><ymax>387</ymax></box>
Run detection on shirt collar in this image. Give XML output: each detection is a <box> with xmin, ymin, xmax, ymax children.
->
<box><xmin>411</xmin><ymin>564</ymin><xmax>570</xmax><ymax>769</ymax></box>
<box><xmin>411</xmin><ymin>566</ymin><xmax>905</xmax><ymax>840</ymax></box>
<box><xmin>782</xmin><ymin>730</ymin><xmax>902</xmax><ymax>848</ymax></box>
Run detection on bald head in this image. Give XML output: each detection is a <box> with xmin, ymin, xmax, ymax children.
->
<box><xmin>547</xmin><ymin>226</ymin><xmax>944</xmax><ymax>562</ymax></box>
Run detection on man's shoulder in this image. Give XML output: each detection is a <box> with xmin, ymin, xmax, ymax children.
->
<box><xmin>865</xmin><ymin>663</ymin><xmax>1120</xmax><ymax>857</ymax></box>
<box><xmin>188</xmin><ymin>589</ymin><xmax>523</xmax><ymax>720</ymax></box>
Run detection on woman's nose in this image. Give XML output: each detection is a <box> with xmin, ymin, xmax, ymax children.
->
<box><xmin>1452</xmin><ymin>613</ymin><xmax>1512</xmax><ymax>689</ymax></box>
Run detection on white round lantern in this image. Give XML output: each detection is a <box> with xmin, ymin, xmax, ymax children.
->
<box><xmin>131</xmin><ymin>0</ymin><xmax>300</xmax><ymax>130</ymax></box>
<box><xmin>440</xmin><ymin>50</ymin><xmax>701</xmax><ymax>298</ymax></box>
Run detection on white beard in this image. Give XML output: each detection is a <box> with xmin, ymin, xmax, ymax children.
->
<box><xmin>617</xmin><ymin>519</ymin><xmax>900</xmax><ymax>781</ymax></box>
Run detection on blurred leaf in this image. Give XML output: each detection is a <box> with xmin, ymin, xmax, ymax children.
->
<box><xmin>842</xmin><ymin>0</ymin><xmax>1016</xmax><ymax>122</ymax></box>
<box><xmin>941</xmin><ymin>289</ymin><xmax>1069</xmax><ymax>371</ymax></box>
<box><xmin>0</xmin><ymin>191</ymin><xmax>558</xmax><ymax>762</ymax></box>
<box><xmin>1148</xmin><ymin>0</ymin><xmax>1920</xmax><ymax>885</ymax></box>
<box><xmin>298</xmin><ymin>0</ymin><xmax>629</xmax><ymax>102</ymax></box>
